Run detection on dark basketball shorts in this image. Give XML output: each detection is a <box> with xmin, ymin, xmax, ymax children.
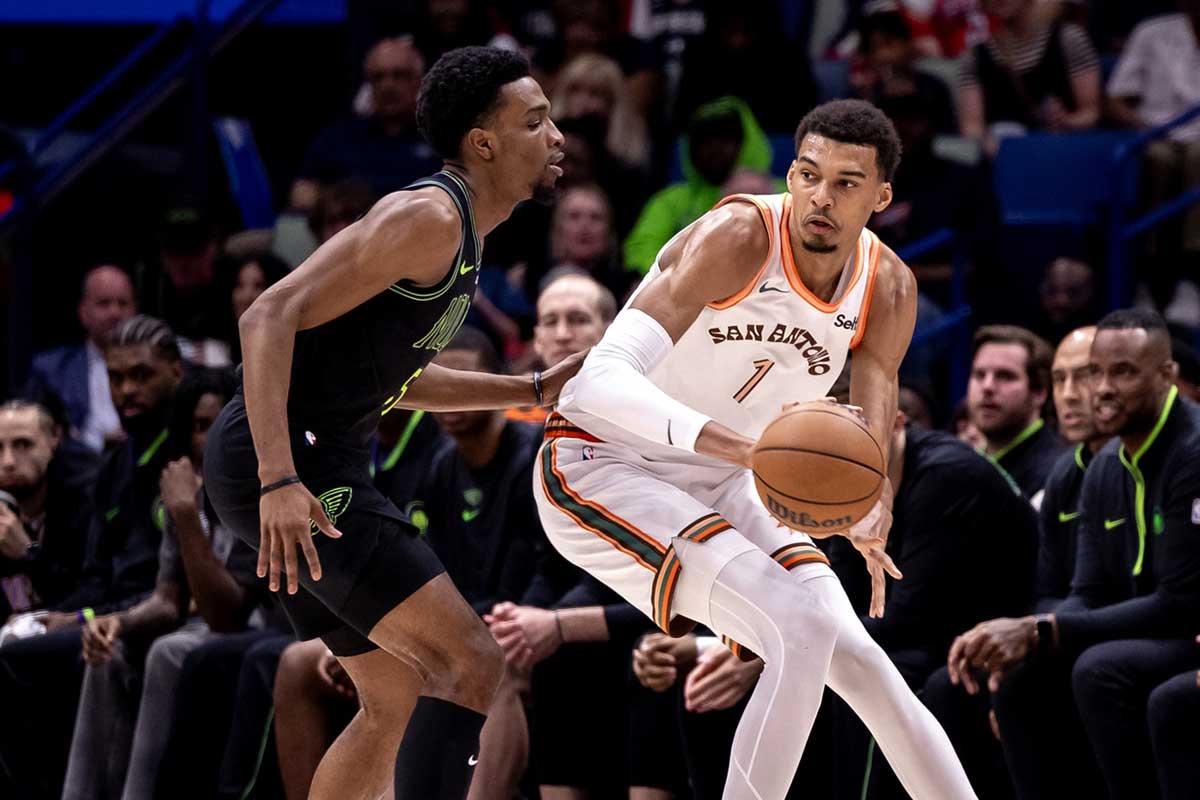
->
<box><xmin>204</xmin><ymin>396</ymin><xmax>445</xmax><ymax>656</ymax></box>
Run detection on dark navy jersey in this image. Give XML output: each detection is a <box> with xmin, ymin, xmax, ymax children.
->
<box><xmin>204</xmin><ymin>171</ymin><xmax>481</xmax><ymax>530</ymax></box>
<box><xmin>287</xmin><ymin>170</ymin><xmax>482</xmax><ymax>446</ymax></box>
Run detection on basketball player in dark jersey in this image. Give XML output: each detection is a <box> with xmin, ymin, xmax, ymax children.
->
<box><xmin>203</xmin><ymin>48</ymin><xmax>572</xmax><ymax>799</ymax></box>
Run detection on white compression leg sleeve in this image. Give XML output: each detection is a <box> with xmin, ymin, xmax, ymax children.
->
<box><xmin>672</xmin><ymin>538</ymin><xmax>840</xmax><ymax>800</ymax></box>
<box><xmin>807</xmin><ymin>573</ymin><xmax>978</xmax><ymax>800</ymax></box>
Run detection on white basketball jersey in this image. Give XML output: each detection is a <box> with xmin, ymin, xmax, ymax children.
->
<box><xmin>558</xmin><ymin>192</ymin><xmax>882</xmax><ymax>468</ymax></box>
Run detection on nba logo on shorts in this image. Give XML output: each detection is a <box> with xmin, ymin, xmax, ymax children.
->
<box><xmin>305</xmin><ymin>431</ymin><xmax>317</xmax><ymax>446</ymax></box>
<box><xmin>582</xmin><ymin>446</ymin><xmax>596</xmax><ymax>461</ymax></box>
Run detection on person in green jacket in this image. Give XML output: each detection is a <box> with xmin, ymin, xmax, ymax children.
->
<box><xmin>623</xmin><ymin>96</ymin><xmax>778</xmax><ymax>274</ymax></box>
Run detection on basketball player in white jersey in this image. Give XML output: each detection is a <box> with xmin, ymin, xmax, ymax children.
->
<box><xmin>534</xmin><ymin>100</ymin><xmax>976</xmax><ymax>799</ymax></box>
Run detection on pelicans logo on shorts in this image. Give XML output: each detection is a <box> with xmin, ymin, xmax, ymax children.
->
<box><xmin>310</xmin><ymin>486</ymin><xmax>352</xmax><ymax>535</ymax></box>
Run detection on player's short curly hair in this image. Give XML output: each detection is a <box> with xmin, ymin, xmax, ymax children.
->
<box><xmin>417</xmin><ymin>46</ymin><xmax>531</xmax><ymax>160</ymax></box>
<box><xmin>793</xmin><ymin>99</ymin><xmax>902</xmax><ymax>182</ymax></box>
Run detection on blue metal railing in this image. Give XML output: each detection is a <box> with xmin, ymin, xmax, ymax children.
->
<box><xmin>0</xmin><ymin>0</ymin><xmax>281</xmax><ymax>225</ymax></box>
<box><xmin>1107</xmin><ymin>102</ymin><xmax>1200</xmax><ymax>309</ymax></box>
<box><xmin>2</xmin><ymin>0</ymin><xmax>283</xmax><ymax>392</ymax></box>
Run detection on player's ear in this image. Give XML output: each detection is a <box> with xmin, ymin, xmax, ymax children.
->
<box><xmin>874</xmin><ymin>181</ymin><xmax>893</xmax><ymax>213</ymax></box>
<box><xmin>466</xmin><ymin>128</ymin><xmax>495</xmax><ymax>162</ymax></box>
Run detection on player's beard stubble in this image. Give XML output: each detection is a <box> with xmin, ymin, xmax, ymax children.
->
<box><xmin>801</xmin><ymin>237</ymin><xmax>839</xmax><ymax>254</ymax></box>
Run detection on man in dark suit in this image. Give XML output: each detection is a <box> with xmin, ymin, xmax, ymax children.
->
<box><xmin>25</xmin><ymin>265</ymin><xmax>135</xmax><ymax>451</ymax></box>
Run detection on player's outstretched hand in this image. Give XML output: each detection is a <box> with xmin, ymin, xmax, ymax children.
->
<box><xmin>258</xmin><ymin>482</ymin><xmax>341</xmax><ymax>594</ymax></box>
<box><xmin>538</xmin><ymin>347</ymin><xmax>591</xmax><ymax>406</ymax></box>
<box><xmin>844</xmin><ymin>479</ymin><xmax>902</xmax><ymax>618</ymax></box>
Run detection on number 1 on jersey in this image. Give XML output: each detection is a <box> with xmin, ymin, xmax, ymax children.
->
<box><xmin>733</xmin><ymin>359</ymin><xmax>775</xmax><ymax>403</ymax></box>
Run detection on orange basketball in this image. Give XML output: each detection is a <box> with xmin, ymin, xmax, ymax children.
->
<box><xmin>751</xmin><ymin>402</ymin><xmax>885</xmax><ymax>533</ymax></box>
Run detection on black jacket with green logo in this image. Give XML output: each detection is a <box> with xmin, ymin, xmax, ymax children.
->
<box><xmin>994</xmin><ymin>418</ymin><xmax>1069</xmax><ymax>500</ymax></box>
<box><xmin>1055</xmin><ymin>388</ymin><xmax>1200</xmax><ymax>649</ymax></box>
<box><xmin>1034</xmin><ymin>443</ymin><xmax>1093</xmax><ymax>611</ymax></box>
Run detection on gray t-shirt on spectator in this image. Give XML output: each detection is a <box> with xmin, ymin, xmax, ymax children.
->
<box><xmin>157</xmin><ymin>490</ymin><xmax>260</xmax><ymax>589</ymax></box>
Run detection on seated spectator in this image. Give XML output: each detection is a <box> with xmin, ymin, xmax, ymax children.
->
<box><xmin>506</xmin><ymin>270</ymin><xmax>616</xmax><ymax>422</ymax></box>
<box><xmin>958</xmin><ymin>0</ymin><xmax>1101</xmax><ymax>155</ymax></box>
<box><xmin>923</xmin><ymin>325</ymin><xmax>1110</xmax><ymax>798</ymax></box>
<box><xmin>0</xmin><ymin>315</ymin><xmax>183</xmax><ymax>798</ymax></box>
<box><xmin>24</xmin><ymin>265</ymin><xmax>135</xmax><ymax>451</ymax></box>
<box><xmin>675</xmin><ymin>0</ymin><xmax>815</xmax><ymax>132</ymax></box>
<box><xmin>215</xmin><ymin>251</ymin><xmax>290</xmax><ymax>366</ymax></box>
<box><xmin>307</xmin><ymin>178</ymin><xmax>377</xmax><ymax>245</ymax></box>
<box><xmin>967</xmin><ymin>325</ymin><xmax>1067</xmax><ymax>498</ymax></box>
<box><xmin>624</xmin><ymin>96</ymin><xmax>773</xmax><ymax>274</ymax></box>
<box><xmin>1033</xmin><ymin>256</ymin><xmax>1098</xmax><ymax>345</ymax></box>
<box><xmin>289</xmin><ymin>36</ymin><xmax>439</xmax><ymax>211</ymax></box>
<box><xmin>0</xmin><ymin>401</ymin><xmax>98</xmax><ymax>623</ymax></box>
<box><xmin>1106</xmin><ymin>2</ymin><xmax>1200</xmax><ymax>321</ymax></box>
<box><xmin>60</xmin><ymin>367</ymin><xmax>261</xmax><ymax>800</ymax></box>
<box><xmin>552</xmin><ymin>53</ymin><xmax>651</xmax><ymax>170</ymax></box>
<box><xmin>135</xmin><ymin>208</ymin><xmax>227</xmax><ymax>367</ymax></box>
<box><xmin>548</xmin><ymin>183</ymin><xmax>636</xmax><ymax>301</ymax></box>
<box><xmin>529</xmin><ymin>0</ymin><xmax>661</xmax><ymax>118</ymax></box>
<box><xmin>947</xmin><ymin>310</ymin><xmax>1200</xmax><ymax>800</ymax></box>
<box><xmin>852</xmin><ymin>7</ymin><xmax>957</xmax><ymax>133</ymax></box>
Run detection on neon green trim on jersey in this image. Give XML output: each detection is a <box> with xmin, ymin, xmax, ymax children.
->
<box><xmin>136</xmin><ymin>428</ymin><xmax>169</xmax><ymax>468</ymax></box>
<box><xmin>990</xmin><ymin>418</ymin><xmax>1045</xmax><ymax>462</ymax></box>
<box><xmin>1118</xmin><ymin>385</ymin><xmax>1177</xmax><ymax>576</ymax></box>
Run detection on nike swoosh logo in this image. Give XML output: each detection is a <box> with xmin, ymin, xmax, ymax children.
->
<box><xmin>459</xmin><ymin>261</ymin><xmax>475</xmax><ymax>276</ymax></box>
<box><xmin>1104</xmin><ymin>518</ymin><xmax>1126</xmax><ymax>530</ymax></box>
<box><xmin>759</xmin><ymin>283</ymin><xmax>786</xmax><ymax>294</ymax></box>
<box><xmin>468</xmin><ymin>755</ymin><xmax>479</xmax><ymax>766</ymax></box>
<box><xmin>461</xmin><ymin>508</ymin><xmax>481</xmax><ymax>522</ymax></box>
<box><xmin>1058</xmin><ymin>510</ymin><xmax>1081</xmax><ymax>523</ymax></box>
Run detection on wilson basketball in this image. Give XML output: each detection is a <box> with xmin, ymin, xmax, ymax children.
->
<box><xmin>751</xmin><ymin>402</ymin><xmax>885</xmax><ymax>533</ymax></box>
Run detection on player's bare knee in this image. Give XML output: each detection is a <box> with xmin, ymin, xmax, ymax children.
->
<box><xmin>421</xmin><ymin>623</ymin><xmax>503</xmax><ymax>704</ymax></box>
